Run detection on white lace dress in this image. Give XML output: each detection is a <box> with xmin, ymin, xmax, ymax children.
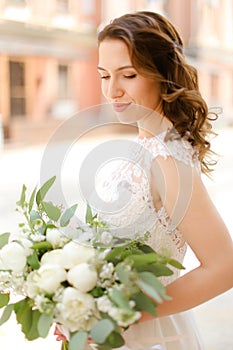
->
<box><xmin>94</xmin><ymin>130</ymin><xmax>204</xmax><ymax>350</ymax></box>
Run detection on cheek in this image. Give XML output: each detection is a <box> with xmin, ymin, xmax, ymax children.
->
<box><xmin>101</xmin><ymin>82</ymin><xmax>108</xmax><ymax>99</ymax></box>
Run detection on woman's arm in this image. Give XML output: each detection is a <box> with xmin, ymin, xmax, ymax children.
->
<box><xmin>143</xmin><ymin>156</ymin><xmax>233</xmax><ymax>320</ymax></box>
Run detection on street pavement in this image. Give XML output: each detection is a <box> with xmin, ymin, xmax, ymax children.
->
<box><xmin>0</xmin><ymin>128</ymin><xmax>232</xmax><ymax>350</ymax></box>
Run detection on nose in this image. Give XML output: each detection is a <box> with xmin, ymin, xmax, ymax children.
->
<box><xmin>106</xmin><ymin>77</ymin><xmax>124</xmax><ymax>100</ymax></box>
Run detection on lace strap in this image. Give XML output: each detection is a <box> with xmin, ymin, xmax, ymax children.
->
<box><xmin>136</xmin><ymin>131</ymin><xmax>200</xmax><ymax>170</ymax></box>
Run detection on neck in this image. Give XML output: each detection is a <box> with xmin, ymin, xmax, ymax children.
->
<box><xmin>137</xmin><ymin>112</ymin><xmax>172</xmax><ymax>138</ymax></box>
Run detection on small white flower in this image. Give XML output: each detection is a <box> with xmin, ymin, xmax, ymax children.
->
<box><xmin>67</xmin><ymin>263</ymin><xmax>97</xmax><ymax>292</ymax></box>
<box><xmin>100</xmin><ymin>231</ymin><xmax>113</xmax><ymax>246</ymax></box>
<box><xmin>30</xmin><ymin>234</ymin><xmax>45</xmax><ymax>242</ymax></box>
<box><xmin>20</xmin><ymin>238</ymin><xmax>33</xmax><ymax>256</ymax></box>
<box><xmin>60</xmin><ymin>241</ymin><xmax>95</xmax><ymax>269</ymax></box>
<box><xmin>0</xmin><ymin>242</ymin><xmax>27</xmax><ymax>274</ymax></box>
<box><xmin>96</xmin><ymin>295</ymin><xmax>113</xmax><ymax>313</ymax></box>
<box><xmin>46</xmin><ymin>228</ymin><xmax>64</xmax><ymax>248</ymax></box>
<box><xmin>99</xmin><ymin>262</ymin><xmax>114</xmax><ymax>280</ymax></box>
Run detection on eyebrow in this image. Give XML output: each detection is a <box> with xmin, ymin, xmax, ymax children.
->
<box><xmin>97</xmin><ymin>65</ymin><xmax>134</xmax><ymax>72</ymax></box>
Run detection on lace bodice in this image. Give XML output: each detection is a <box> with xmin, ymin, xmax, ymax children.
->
<box><xmin>94</xmin><ymin>130</ymin><xmax>200</xmax><ymax>284</ymax></box>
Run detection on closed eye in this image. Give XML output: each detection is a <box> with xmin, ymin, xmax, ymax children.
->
<box><xmin>100</xmin><ymin>75</ymin><xmax>110</xmax><ymax>80</ymax></box>
<box><xmin>124</xmin><ymin>74</ymin><xmax>137</xmax><ymax>79</ymax></box>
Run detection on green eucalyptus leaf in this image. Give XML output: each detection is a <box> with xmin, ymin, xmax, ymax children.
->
<box><xmin>97</xmin><ymin>345</ymin><xmax>112</xmax><ymax>350</ymax></box>
<box><xmin>26</xmin><ymin>309</ymin><xmax>41</xmax><ymax>340</ymax></box>
<box><xmin>36</xmin><ymin>176</ymin><xmax>56</xmax><ymax>205</ymax></box>
<box><xmin>137</xmin><ymin>272</ymin><xmax>171</xmax><ymax>303</ymax></box>
<box><xmin>29</xmin><ymin>186</ymin><xmax>37</xmax><ymax>213</ymax></box>
<box><xmin>27</xmin><ymin>251</ymin><xmax>40</xmax><ymax>269</ymax></box>
<box><xmin>37</xmin><ymin>311</ymin><xmax>54</xmax><ymax>338</ymax></box>
<box><xmin>14</xmin><ymin>298</ymin><xmax>41</xmax><ymax>340</ymax></box>
<box><xmin>69</xmin><ymin>331</ymin><xmax>88</xmax><ymax>350</ymax></box>
<box><xmin>138</xmin><ymin>244</ymin><xmax>155</xmax><ymax>254</ymax></box>
<box><xmin>0</xmin><ymin>293</ymin><xmax>10</xmax><ymax>308</ymax></box>
<box><xmin>60</xmin><ymin>204</ymin><xmax>78</xmax><ymax>227</ymax></box>
<box><xmin>127</xmin><ymin>253</ymin><xmax>160</xmax><ymax>268</ymax></box>
<box><xmin>0</xmin><ymin>304</ymin><xmax>14</xmax><ymax>326</ymax></box>
<box><xmin>0</xmin><ymin>232</ymin><xmax>10</xmax><ymax>249</ymax></box>
<box><xmin>168</xmin><ymin>258</ymin><xmax>185</xmax><ymax>270</ymax></box>
<box><xmin>14</xmin><ymin>298</ymin><xmax>33</xmax><ymax>336</ymax></box>
<box><xmin>16</xmin><ymin>184</ymin><xmax>27</xmax><ymax>208</ymax></box>
<box><xmin>135</xmin><ymin>263</ymin><xmax>173</xmax><ymax>277</ymax></box>
<box><xmin>32</xmin><ymin>241</ymin><xmax>53</xmax><ymax>250</ymax></box>
<box><xmin>90</xmin><ymin>319</ymin><xmax>115</xmax><ymax>344</ymax></box>
<box><xmin>132</xmin><ymin>292</ymin><xmax>157</xmax><ymax>316</ymax></box>
<box><xmin>85</xmin><ymin>203</ymin><xmax>93</xmax><ymax>224</ymax></box>
<box><xmin>115</xmin><ymin>263</ymin><xmax>130</xmax><ymax>284</ymax></box>
<box><xmin>41</xmin><ymin>201</ymin><xmax>61</xmax><ymax>221</ymax></box>
<box><xmin>105</xmin><ymin>246</ymin><xmax>126</xmax><ymax>263</ymax></box>
<box><xmin>110</xmin><ymin>289</ymin><xmax>132</xmax><ymax>313</ymax></box>
<box><xmin>107</xmin><ymin>331</ymin><xmax>125</xmax><ymax>348</ymax></box>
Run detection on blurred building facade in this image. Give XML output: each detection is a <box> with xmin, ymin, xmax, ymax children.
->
<box><xmin>0</xmin><ymin>0</ymin><xmax>232</xmax><ymax>144</ymax></box>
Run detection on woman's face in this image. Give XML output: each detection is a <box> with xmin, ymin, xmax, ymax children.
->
<box><xmin>98</xmin><ymin>39</ymin><xmax>162</xmax><ymax>123</ymax></box>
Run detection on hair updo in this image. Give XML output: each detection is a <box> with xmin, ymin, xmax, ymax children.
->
<box><xmin>98</xmin><ymin>11</ymin><xmax>217</xmax><ymax>174</ymax></box>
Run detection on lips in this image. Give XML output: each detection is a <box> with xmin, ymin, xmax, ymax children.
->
<box><xmin>112</xmin><ymin>102</ymin><xmax>131</xmax><ymax>112</ymax></box>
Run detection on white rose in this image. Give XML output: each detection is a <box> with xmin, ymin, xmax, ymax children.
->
<box><xmin>46</xmin><ymin>228</ymin><xmax>63</xmax><ymax>248</ymax></box>
<box><xmin>37</xmin><ymin>264</ymin><xmax>67</xmax><ymax>294</ymax></box>
<box><xmin>56</xmin><ymin>287</ymin><xmax>97</xmax><ymax>332</ymax></box>
<box><xmin>40</xmin><ymin>249</ymin><xmax>63</xmax><ymax>265</ymax></box>
<box><xmin>67</xmin><ymin>263</ymin><xmax>97</xmax><ymax>292</ymax></box>
<box><xmin>0</xmin><ymin>242</ymin><xmax>27</xmax><ymax>273</ymax></box>
<box><xmin>61</xmin><ymin>241</ymin><xmax>95</xmax><ymax>269</ymax></box>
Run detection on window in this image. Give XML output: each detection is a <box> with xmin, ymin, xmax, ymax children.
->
<box><xmin>58</xmin><ymin>65</ymin><xmax>69</xmax><ymax>99</ymax></box>
<box><xmin>56</xmin><ymin>0</ymin><xmax>69</xmax><ymax>13</ymax></box>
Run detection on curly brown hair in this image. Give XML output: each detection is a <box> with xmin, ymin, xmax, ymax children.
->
<box><xmin>98</xmin><ymin>11</ymin><xmax>217</xmax><ymax>174</ymax></box>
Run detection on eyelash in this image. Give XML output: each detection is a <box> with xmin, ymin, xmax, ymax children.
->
<box><xmin>100</xmin><ymin>74</ymin><xmax>137</xmax><ymax>80</ymax></box>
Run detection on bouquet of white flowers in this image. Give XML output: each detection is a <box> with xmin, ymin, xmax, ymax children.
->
<box><xmin>0</xmin><ymin>176</ymin><xmax>184</xmax><ymax>350</ymax></box>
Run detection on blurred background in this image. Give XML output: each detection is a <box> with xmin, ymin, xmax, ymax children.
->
<box><xmin>0</xmin><ymin>0</ymin><xmax>233</xmax><ymax>349</ymax></box>
<box><xmin>0</xmin><ymin>0</ymin><xmax>232</xmax><ymax>145</ymax></box>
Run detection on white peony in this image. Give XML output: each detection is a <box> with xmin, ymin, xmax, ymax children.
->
<box><xmin>67</xmin><ymin>263</ymin><xmax>97</xmax><ymax>292</ymax></box>
<box><xmin>37</xmin><ymin>264</ymin><xmax>66</xmax><ymax>294</ymax></box>
<box><xmin>40</xmin><ymin>249</ymin><xmax>63</xmax><ymax>265</ymax></box>
<box><xmin>0</xmin><ymin>242</ymin><xmax>27</xmax><ymax>274</ymax></box>
<box><xmin>55</xmin><ymin>287</ymin><xmax>97</xmax><ymax>332</ymax></box>
<box><xmin>60</xmin><ymin>241</ymin><xmax>95</xmax><ymax>269</ymax></box>
<box><xmin>46</xmin><ymin>228</ymin><xmax>64</xmax><ymax>248</ymax></box>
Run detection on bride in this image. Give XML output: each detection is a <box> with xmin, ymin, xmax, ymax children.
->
<box><xmin>93</xmin><ymin>11</ymin><xmax>233</xmax><ymax>350</ymax></box>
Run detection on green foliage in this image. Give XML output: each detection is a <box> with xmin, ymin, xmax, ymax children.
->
<box><xmin>0</xmin><ymin>232</ymin><xmax>10</xmax><ymax>249</ymax></box>
<box><xmin>16</xmin><ymin>184</ymin><xmax>27</xmax><ymax>208</ymax></box>
<box><xmin>14</xmin><ymin>298</ymin><xmax>41</xmax><ymax>340</ymax></box>
<box><xmin>110</xmin><ymin>289</ymin><xmax>132</xmax><ymax>314</ymax></box>
<box><xmin>137</xmin><ymin>271</ymin><xmax>171</xmax><ymax>303</ymax></box>
<box><xmin>0</xmin><ymin>293</ymin><xmax>10</xmax><ymax>309</ymax></box>
<box><xmin>27</xmin><ymin>251</ymin><xmax>40</xmax><ymax>269</ymax></box>
<box><xmin>69</xmin><ymin>332</ymin><xmax>88</xmax><ymax>350</ymax></box>
<box><xmin>60</xmin><ymin>204</ymin><xmax>78</xmax><ymax>227</ymax></box>
<box><xmin>132</xmin><ymin>292</ymin><xmax>157</xmax><ymax>316</ymax></box>
<box><xmin>41</xmin><ymin>201</ymin><xmax>61</xmax><ymax>221</ymax></box>
<box><xmin>28</xmin><ymin>186</ymin><xmax>37</xmax><ymax>213</ymax></box>
<box><xmin>36</xmin><ymin>176</ymin><xmax>56</xmax><ymax>205</ymax></box>
<box><xmin>90</xmin><ymin>319</ymin><xmax>115</xmax><ymax>344</ymax></box>
<box><xmin>37</xmin><ymin>311</ymin><xmax>54</xmax><ymax>338</ymax></box>
<box><xmin>0</xmin><ymin>304</ymin><xmax>14</xmax><ymax>326</ymax></box>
